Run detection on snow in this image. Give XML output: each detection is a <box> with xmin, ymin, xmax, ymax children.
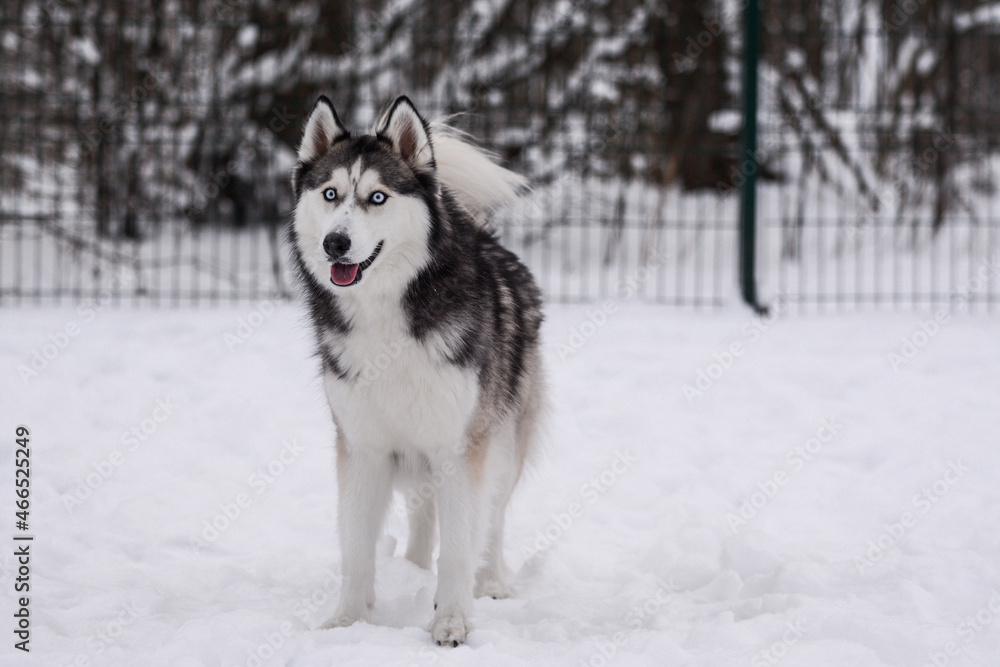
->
<box><xmin>2</xmin><ymin>303</ymin><xmax>1000</xmax><ymax>666</ymax></box>
<box><xmin>237</xmin><ymin>26</ymin><xmax>259</xmax><ymax>50</ymax></box>
<box><xmin>71</xmin><ymin>38</ymin><xmax>102</xmax><ymax>66</ymax></box>
<box><xmin>956</xmin><ymin>4</ymin><xmax>1000</xmax><ymax>32</ymax></box>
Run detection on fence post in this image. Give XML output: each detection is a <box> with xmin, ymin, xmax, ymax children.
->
<box><xmin>739</xmin><ymin>0</ymin><xmax>767</xmax><ymax>314</ymax></box>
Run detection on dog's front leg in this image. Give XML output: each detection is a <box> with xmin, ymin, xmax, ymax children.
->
<box><xmin>428</xmin><ymin>453</ymin><xmax>475</xmax><ymax>646</ymax></box>
<box><xmin>323</xmin><ymin>442</ymin><xmax>392</xmax><ymax>628</ymax></box>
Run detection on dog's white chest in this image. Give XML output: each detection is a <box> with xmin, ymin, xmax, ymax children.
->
<box><xmin>323</xmin><ymin>299</ymin><xmax>479</xmax><ymax>454</ymax></box>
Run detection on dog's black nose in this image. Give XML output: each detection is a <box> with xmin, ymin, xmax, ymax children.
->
<box><xmin>323</xmin><ymin>232</ymin><xmax>351</xmax><ymax>260</ymax></box>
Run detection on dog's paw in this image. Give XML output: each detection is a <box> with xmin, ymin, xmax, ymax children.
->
<box><xmin>428</xmin><ymin>613</ymin><xmax>469</xmax><ymax>646</ymax></box>
<box><xmin>474</xmin><ymin>578</ymin><xmax>511</xmax><ymax>600</ymax></box>
<box><xmin>320</xmin><ymin>608</ymin><xmax>367</xmax><ymax>630</ymax></box>
<box><xmin>320</xmin><ymin>614</ymin><xmax>360</xmax><ymax>629</ymax></box>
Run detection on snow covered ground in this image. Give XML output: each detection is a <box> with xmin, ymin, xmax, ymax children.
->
<box><xmin>1</xmin><ymin>302</ymin><xmax>999</xmax><ymax>666</ymax></box>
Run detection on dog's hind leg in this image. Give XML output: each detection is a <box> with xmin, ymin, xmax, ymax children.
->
<box><xmin>476</xmin><ymin>379</ymin><xmax>544</xmax><ymax>599</ymax></box>
<box><xmin>323</xmin><ymin>437</ymin><xmax>393</xmax><ymax>629</ymax></box>
<box><xmin>404</xmin><ymin>490</ymin><xmax>436</xmax><ymax>570</ymax></box>
<box><xmin>474</xmin><ymin>490</ymin><xmax>514</xmax><ymax>599</ymax></box>
<box><xmin>474</xmin><ymin>425</ymin><xmax>518</xmax><ymax>599</ymax></box>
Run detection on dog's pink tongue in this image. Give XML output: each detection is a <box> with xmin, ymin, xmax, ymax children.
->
<box><xmin>331</xmin><ymin>263</ymin><xmax>359</xmax><ymax>286</ymax></box>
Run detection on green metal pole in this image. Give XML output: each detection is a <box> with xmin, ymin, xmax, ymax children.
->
<box><xmin>740</xmin><ymin>0</ymin><xmax>767</xmax><ymax>314</ymax></box>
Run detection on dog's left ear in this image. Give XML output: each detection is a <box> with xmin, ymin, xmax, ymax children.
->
<box><xmin>378</xmin><ymin>96</ymin><xmax>435</xmax><ymax>173</ymax></box>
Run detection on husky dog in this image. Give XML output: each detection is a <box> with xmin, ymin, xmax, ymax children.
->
<box><xmin>288</xmin><ymin>95</ymin><xmax>545</xmax><ymax>646</ymax></box>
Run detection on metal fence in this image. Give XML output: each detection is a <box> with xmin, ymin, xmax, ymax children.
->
<box><xmin>1</xmin><ymin>0</ymin><xmax>998</xmax><ymax>311</ymax></box>
<box><xmin>752</xmin><ymin>0</ymin><xmax>1000</xmax><ymax>313</ymax></box>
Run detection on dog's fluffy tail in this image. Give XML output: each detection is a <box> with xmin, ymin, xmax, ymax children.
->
<box><xmin>429</xmin><ymin>123</ymin><xmax>529</xmax><ymax>220</ymax></box>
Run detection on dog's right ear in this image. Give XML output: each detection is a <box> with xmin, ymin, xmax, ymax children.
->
<box><xmin>297</xmin><ymin>96</ymin><xmax>348</xmax><ymax>163</ymax></box>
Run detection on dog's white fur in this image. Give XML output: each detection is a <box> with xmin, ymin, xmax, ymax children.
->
<box><xmin>429</xmin><ymin>123</ymin><xmax>528</xmax><ymax>219</ymax></box>
<box><xmin>293</xmin><ymin>100</ymin><xmax>539</xmax><ymax>645</ymax></box>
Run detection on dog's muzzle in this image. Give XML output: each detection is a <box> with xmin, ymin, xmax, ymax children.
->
<box><xmin>330</xmin><ymin>241</ymin><xmax>383</xmax><ymax>287</ymax></box>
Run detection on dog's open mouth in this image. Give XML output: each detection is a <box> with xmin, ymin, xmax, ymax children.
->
<box><xmin>330</xmin><ymin>241</ymin><xmax>383</xmax><ymax>287</ymax></box>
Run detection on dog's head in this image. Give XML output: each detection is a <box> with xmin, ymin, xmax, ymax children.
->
<box><xmin>291</xmin><ymin>96</ymin><xmax>437</xmax><ymax>292</ymax></box>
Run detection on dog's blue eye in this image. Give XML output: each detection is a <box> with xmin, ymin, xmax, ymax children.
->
<box><xmin>323</xmin><ymin>188</ymin><xmax>337</xmax><ymax>201</ymax></box>
<box><xmin>370</xmin><ymin>191</ymin><xmax>387</xmax><ymax>205</ymax></box>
